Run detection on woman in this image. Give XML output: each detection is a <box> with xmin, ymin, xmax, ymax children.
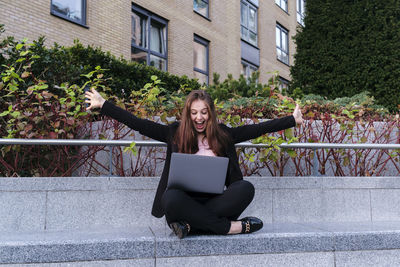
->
<box><xmin>85</xmin><ymin>89</ymin><xmax>303</xmax><ymax>239</ymax></box>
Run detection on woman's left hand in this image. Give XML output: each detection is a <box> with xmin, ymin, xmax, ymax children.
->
<box><xmin>293</xmin><ymin>104</ymin><xmax>304</xmax><ymax>125</ymax></box>
<box><xmin>85</xmin><ymin>88</ymin><xmax>105</xmax><ymax>111</ymax></box>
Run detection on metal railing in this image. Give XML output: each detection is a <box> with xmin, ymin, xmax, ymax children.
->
<box><xmin>2</xmin><ymin>139</ymin><xmax>400</xmax><ymax>176</ymax></box>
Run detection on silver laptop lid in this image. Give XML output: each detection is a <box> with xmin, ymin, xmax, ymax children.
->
<box><xmin>167</xmin><ymin>153</ymin><xmax>229</xmax><ymax>194</ymax></box>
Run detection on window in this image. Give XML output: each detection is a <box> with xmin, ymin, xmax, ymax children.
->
<box><xmin>193</xmin><ymin>35</ymin><xmax>209</xmax><ymax>85</ymax></box>
<box><xmin>241</xmin><ymin>61</ymin><xmax>258</xmax><ymax>81</ymax></box>
<box><xmin>194</xmin><ymin>0</ymin><xmax>209</xmax><ymax>18</ymax></box>
<box><xmin>131</xmin><ymin>4</ymin><xmax>168</xmax><ymax>71</ymax></box>
<box><xmin>278</xmin><ymin>77</ymin><xmax>290</xmax><ymax>93</ymax></box>
<box><xmin>240</xmin><ymin>0</ymin><xmax>257</xmax><ymax>47</ymax></box>
<box><xmin>297</xmin><ymin>0</ymin><xmax>305</xmax><ymax>26</ymax></box>
<box><xmin>275</xmin><ymin>0</ymin><xmax>288</xmax><ymax>12</ymax></box>
<box><xmin>276</xmin><ymin>24</ymin><xmax>289</xmax><ymax>65</ymax></box>
<box><xmin>51</xmin><ymin>0</ymin><xmax>86</xmax><ymax>26</ymax></box>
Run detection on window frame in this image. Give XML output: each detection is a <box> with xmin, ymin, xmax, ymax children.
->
<box><xmin>50</xmin><ymin>0</ymin><xmax>87</xmax><ymax>27</ymax></box>
<box><xmin>240</xmin><ymin>0</ymin><xmax>258</xmax><ymax>47</ymax></box>
<box><xmin>278</xmin><ymin>76</ymin><xmax>290</xmax><ymax>93</ymax></box>
<box><xmin>193</xmin><ymin>34</ymin><xmax>210</xmax><ymax>85</ymax></box>
<box><xmin>241</xmin><ymin>60</ymin><xmax>258</xmax><ymax>81</ymax></box>
<box><xmin>297</xmin><ymin>0</ymin><xmax>305</xmax><ymax>26</ymax></box>
<box><xmin>275</xmin><ymin>0</ymin><xmax>288</xmax><ymax>13</ymax></box>
<box><xmin>276</xmin><ymin>24</ymin><xmax>289</xmax><ymax>65</ymax></box>
<box><xmin>131</xmin><ymin>4</ymin><xmax>168</xmax><ymax>71</ymax></box>
<box><xmin>193</xmin><ymin>0</ymin><xmax>210</xmax><ymax>20</ymax></box>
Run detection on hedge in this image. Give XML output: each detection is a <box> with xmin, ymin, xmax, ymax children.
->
<box><xmin>0</xmin><ymin>30</ymin><xmax>201</xmax><ymax>100</ymax></box>
<box><xmin>290</xmin><ymin>0</ymin><xmax>400</xmax><ymax>111</ymax></box>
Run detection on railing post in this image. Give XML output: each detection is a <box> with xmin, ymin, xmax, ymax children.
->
<box><xmin>109</xmin><ymin>145</ymin><xmax>113</xmax><ymax>177</ymax></box>
<box><xmin>312</xmin><ymin>148</ymin><xmax>320</xmax><ymax>176</ymax></box>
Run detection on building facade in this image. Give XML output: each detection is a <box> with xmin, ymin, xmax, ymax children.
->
<box><xmin>0</xmin><ymin>0</ymin><xmax>305</xmax><ymax>87</ymax></box>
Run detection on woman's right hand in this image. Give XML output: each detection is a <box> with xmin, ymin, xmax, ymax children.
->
<box><xmin>293</xmin><ymin>104</ymin><xmax>304</xmax><ymax>126</ymax></box>
<box><xmin>85</xmin><ymin>88</ymin><xmax>106</xmax><ymax>110</ymax></box>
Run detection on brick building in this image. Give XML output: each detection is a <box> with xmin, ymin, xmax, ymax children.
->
<box><xmin>0</xmin><ymin>0</ymin><xmax>305</xmax><ymax>87</ymax></box>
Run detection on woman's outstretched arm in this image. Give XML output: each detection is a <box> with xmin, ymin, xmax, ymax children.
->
<box><xmin>85</xmin><ymin>88</ymin><xmax>170</xmax><ymax>142</ymax></box>
<box><xmin>228</xmin><ymin>104</ymin><xmax>303</xmax><ymax>143</ymax></box>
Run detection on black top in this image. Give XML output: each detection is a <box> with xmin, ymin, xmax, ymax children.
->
<box><xmin>101</xmin><ymin>100</ymin><xmax>296</xmax><ymax>218</ymax></box>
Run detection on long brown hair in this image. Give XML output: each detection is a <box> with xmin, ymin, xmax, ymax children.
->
<box><xmin>174</xmin><ymin>90</ymin><xmax>230</xmax><ymax>156</ymax></box>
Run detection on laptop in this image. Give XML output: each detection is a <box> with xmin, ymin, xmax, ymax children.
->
<box><xmin>167</xmin><ymin>152</ymin><xmax>229</xmax><ymax>194</ymax></box>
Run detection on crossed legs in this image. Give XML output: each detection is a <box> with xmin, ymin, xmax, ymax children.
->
<box><xmin>161</xmin><ymin>180</ymin><xmax>255</xmax><ymax>235</ymax></box>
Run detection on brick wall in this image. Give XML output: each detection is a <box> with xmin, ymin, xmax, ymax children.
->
<box><xmin>0</xmin><ymin>0</ymin><xmax>131</xmax><ymax>59</ymax></box>
<box><xmin>132</xmin><ymin>0</ymin><xmax>242</xmax><ymax>82</ymax></box>
<box><xmin>259</xmin><ymin>0</ymin><xmax>300</xmax><ymax>82</ymax></box>
<box><xmin>0</xmin><ymin>0</ymin><xmax>301</xmax><ymax>85</ymax></box>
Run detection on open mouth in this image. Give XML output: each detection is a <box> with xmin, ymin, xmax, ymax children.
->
<box><xmin>194</xmin><ymin>121</ymin><xmax>205</xmax><ymax>131</ymax></box>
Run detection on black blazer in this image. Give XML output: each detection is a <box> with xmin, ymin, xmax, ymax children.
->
<box><xmin>101</xmin><ymin>101</ymin><xmax>296</xmax><ymax>218</ymax></box>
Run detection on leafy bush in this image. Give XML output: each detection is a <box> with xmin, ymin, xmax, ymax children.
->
<box><xmin>0</xmin><ymin>35</ymin><xmax>201</xmax><ymax>101</ymax></box>
<box><xmin>290</xmin><ymin>0</ymin><xmax>400</xmax><ymax>111</ymax></box>
<box><xmin>116</xmin><ymin>77</ymin><xmax>400</xmax><ymax>177</ymax></box>
<box><xmin>301</xmin><ymin>94</ymin><xmax>328</xmax><ymax>104</ymax></box>
<box><xmin>207</xmin><ymin>71</ymin><xmax>282</xmax><ymax>101</ymax></box>
<box><xmin>332</xmin><ymin>91</ymin><xmax>387</xmax><ymax>111</ymax></box>
<box><xmin>0</xmin><ymin>40</ymin><xmax>96</xmax><ymax>176</ymax></box>
<box><xmin>0</xmin><ymin>28</ymin><xmax>200</xmax><ymax>176</ymax></box>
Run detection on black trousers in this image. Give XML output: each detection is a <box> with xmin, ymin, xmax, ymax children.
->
<box><xmin>161</xmin><ymin>180</ymin><xmax>255</xmax><ymax>235</ymax></box>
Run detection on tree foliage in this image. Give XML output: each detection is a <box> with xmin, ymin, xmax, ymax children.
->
<box><xmin>290</xmin><ymin>0</ymin><xmax>400</xmax><ymax>111</ymax></box>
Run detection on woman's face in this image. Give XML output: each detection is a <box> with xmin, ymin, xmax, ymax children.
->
<box><xmin>190</xmin><ymin>99</ymin><xmax>209</xmax><ymax>133</ymax></box>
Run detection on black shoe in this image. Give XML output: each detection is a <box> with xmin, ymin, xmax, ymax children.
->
<box><xmin>240</xmin><ymin>217</ymin><xmax>263</xmax><ymax>234</ymax></box>
<box><xmin>169</xmin><ymin>221</ymin><xmax>191</xmax><ymax>239</ymax></box>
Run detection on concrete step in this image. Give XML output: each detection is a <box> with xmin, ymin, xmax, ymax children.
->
<box><xmin>3</xmin><ymin>176</ymin><xmax>400</xmax><ymax>233</ymax></box>
<box><xmin>3</xmin><ymin>176</ymin><xmax>400</xmax><ymax>266</ymax></box>
<box><xmin>2</xmin><ymin>221</ymin><xmax>400</xmax><ymax>266</ymax></box>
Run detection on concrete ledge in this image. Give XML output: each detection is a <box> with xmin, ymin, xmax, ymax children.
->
<box><xmin>0</xmin><ymin>227</ymin><xmax>154</xmax><ymax>264</ymax></box>
<box><xmin>3</xmin><ymin>176</ymin><xmax>400</xmax><ymax>191</ymax></box>
<box><xmin>3</xmin><ymin>222</ymin><xmax>400</xmax><ymax>264</ymax></box>
<box><xmin>3</xmin><ymin>176</ymin><xmax>400</xmax><ymax>232</ymax></box>
<box><xmin>4</xmin><ymin>177</ymin><xmax>400</xmax><ymax>265</ymax></box>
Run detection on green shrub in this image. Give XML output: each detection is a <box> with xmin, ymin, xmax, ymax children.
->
<box><xmin>290</xmin><ymin>0</ymin><xmax>400</xmax><ymax>111</ymax></box>
<box><xmin>0</xmin><ymin>40</ymin><xmax>95</xmax><ymax>176</ymax></box>
<box><xmin>301</xmin><ymin>94</ymin><xmax>328</xmax><ymax>104</ymax></box>
<box><xmin>299</xmin><ymin>91</ymin><xmax>388</xmax><ymax>115</ymax></box>
<box><xmin>207</xmin><ymin>71</ymin><xmax>275</xmax><ymax>101</ymax></box>
<box><xmin>0</xmin><ymin>35</ymin><xmax>201</xmax><ymax>101</ymax></box>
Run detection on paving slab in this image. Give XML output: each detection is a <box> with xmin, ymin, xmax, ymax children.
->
<box><xmin>0</xmin><ymin>192</ymin><xmax>46</xmax><ymax>232</ymax></box>
<box><xmin>273</xmin><ymin>189</ymin><xmax>371</xmax><ymax>222</ymax></box>
<box><xmin>0</xmin><ymin>227</ymin><xmax>154</xmax><ymax>264</ymax></box>
<box><xmin>335</xmin><ymin>249</ymin><xmax>400</xmax><ymax>267</ymax></box>
<box><xmin>2</xmin><ymin>222</ymin><xmax>400</xmax><ymax>264</ymax></box>
<box><xmin>0</xmin><ymin>259</ymin><xmax>155</xmax><ymax>267</ymax></box>
<box><xmin>249</xmin><ymin>177</ymin><xmax>400</xmax><ymax>190</ymax></box>
<box><xmin>0</xmin><ymin>177</ymin><xmax>109</xmax><ymax>191</ymax></box>
<box><xmin>299</xmin><ymin>221</ymin><xmax>400</xmax><ymax>232</ymax></box>
<box><xmin>371</xmin><ymin>189</ymin><xmax>400</xmax><ymax>221</ymax></box>
<box><xmin>152</xmin><ymin>223</ymin><xmax>334</xmax><ymax>257</ymax></box>
<box><xmin>46</xmin><ymin>190</ymin><xmax>163</xmax><ymax>230</ymax></box>
<box><xmin>239</xmin><ymin>188</ymin><xmax>273</xmax><ymax>224</ymax></box>
<box><xmin>156</xmin><ymin>252</ymin><xmax>334</xmax><ymax>267</ymax></box>
<box><xmin>299</xmin><ymin>221</ymin><xmax>400</xmax><ymax>251</ymax></box>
